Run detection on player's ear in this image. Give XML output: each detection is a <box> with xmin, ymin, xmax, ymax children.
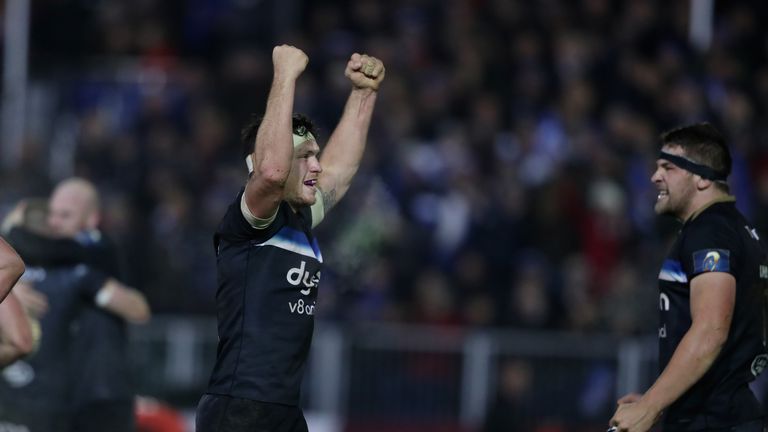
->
<box><xmin>696</xmin><ymin>177</ymin><xmax>713</xmax><ymax>191</ymax></box>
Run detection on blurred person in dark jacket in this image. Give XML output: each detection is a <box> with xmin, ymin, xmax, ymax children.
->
<box><xmin>483</xmin><ymin>359</ymin><xmax>536</xmax><ymax>432</ymax></box>
<box><xmin>4</xmin><ymin>180</ymin><xmax>150</xmax><ymax>432</ymax></box>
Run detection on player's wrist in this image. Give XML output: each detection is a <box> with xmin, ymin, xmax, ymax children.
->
<box><xmin>271</xmin><ymin>72</ymin><xmax>300</xmax><ymax>88</ymax></box>
<box><xmin>637</xmin><ymin>395</ymin><xmax>664</xmax><ymax>419</ymax></box>
<box><xmin>353</xmin><ymin>83</ymin><xmax>378</xmax><ymax>91</ymax></box>
<box><xmin>350</xmin><ymin>86</ymin><xmax>379</xmax><ymax>99</ymax></box>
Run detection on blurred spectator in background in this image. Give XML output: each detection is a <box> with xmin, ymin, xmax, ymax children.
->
<box><xmin>483</xmin><ymin>359</ymin><xmax>535</xmax><ymax>432</ymax></box>
<box><xmin>3</xmin><ymin>182</ymin><xmax>150</xmax><ymax>432</ymax></box>
<box><xmin>48</xmin><ymin>178</ymin><xmax>150</xmax><ymax>432</ymax></box>
<box><xmin>0</xmin><ymin>1</ymin><xmax>766</xmax><ymax>430</ymax></box>
<box><xmin>2</xmin><ymin>0</ymin><xmax>766</xmax><ymax>336</ymax></box>
<box><xmin>0</xmin><ymin>200</ymin><xmax>148</xmax><ymax>431</ymax></box>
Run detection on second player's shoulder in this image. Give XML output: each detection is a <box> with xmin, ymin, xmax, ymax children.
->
<box><xmin>678</xmin><ymin>205</ymin><xmax>745</xmax><ymax>275</ymax></box>
<box><xmin>681</xmin><ymin>216</ymin><xmax>740</xmax><ymax>255</ymax></box>
<box><xmin>686</xmin><ymin>203</ymin><xmax>741</xmax><ymax>236</ymax></box>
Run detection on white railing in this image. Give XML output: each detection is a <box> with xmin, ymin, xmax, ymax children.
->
<box><xmin>129</xmin><ymin>316</ymin><xmax>658</xmax><ymax>428</ymax></box>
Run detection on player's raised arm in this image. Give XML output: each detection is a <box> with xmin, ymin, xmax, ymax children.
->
<box><xmin>243</xmin><ymin>45</ymin><xmax>308</xmax><ymax>222</ymax></box>
<box><xmin>0</xmin><ymin>237</ymin><xmax>25</xmax><ymax>303</ymax></box>
<box><xmin>317</xmin><ymin>53</ymin><xmax>385</xmax><ymax>214</ymax></box>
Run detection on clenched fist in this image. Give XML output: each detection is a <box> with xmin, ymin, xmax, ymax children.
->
<box><xmin>272</xmin><ymin>45</ymin><xmax>308</xmax><ymax>81</ymax></box>
<box><xmin>345</xmin><ymin>53</ymin><xmax>385</xmax><ymax>91</ymax></box>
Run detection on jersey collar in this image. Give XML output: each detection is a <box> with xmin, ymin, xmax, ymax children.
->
<box><xmin>685</xmin><ymin>195</ymin><xmax>736</xmax><ymax>224</ymax></box>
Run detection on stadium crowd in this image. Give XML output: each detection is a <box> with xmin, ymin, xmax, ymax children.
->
<box><xmin>1</xmin><ymin>0</ymin><xmax>767</xmax><ymax>339</ymax></box>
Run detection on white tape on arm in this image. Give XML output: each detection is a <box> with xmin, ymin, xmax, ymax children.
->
<box><xmin>95</xmin><ymin>285</ymin><xmax>116</xmax><ymax>307</ymax></box>
<box><xmin>240</xmin><ymin>189</ymin><xmax>278</xmax><ymax>230</ymax></box>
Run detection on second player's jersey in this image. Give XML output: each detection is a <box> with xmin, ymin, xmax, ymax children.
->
<box><xmin>206</xmin><ymin>189</ymin><xmax>322</xmax><ymax>406</ymax></box>
<box><xmin>67</xmin><ymin>235</ymin><xmax>133</xmax><ymax>407</ymax></box>
<box><xmin>658</xmin><ymin>198</ymin><xmax>768</xmax><ymax>429</ymax></box>
<box><xmin>4</xmin><ymin>228</ymin><xmax>131</xmax><ymax>407</ymax></box>
<box><xmin>0</xmin><ymin>265</ymin><xmax>107</xmax><ymax>418</ymax></box>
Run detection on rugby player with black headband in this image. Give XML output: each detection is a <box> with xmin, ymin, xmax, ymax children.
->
<box><xmin>610</xmin><ymin>123</ymin><xmax>768</xmax><ymax>432</ymax></box>
<box><xmin>196</xmin><ymin>45</ymin><xmax>385</xmax><ymax>432</ymax></box>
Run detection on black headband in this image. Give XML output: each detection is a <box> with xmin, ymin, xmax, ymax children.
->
<box><xmin>658</xmin><ymin>151</ymin><xmax>728</xmax><ymax>182</ymax></box>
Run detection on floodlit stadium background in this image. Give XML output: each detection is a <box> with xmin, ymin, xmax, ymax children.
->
<box><xmin>2</xmin><ymin>0</ymin><xmax>768</xmax><ymax>431</ymax></box>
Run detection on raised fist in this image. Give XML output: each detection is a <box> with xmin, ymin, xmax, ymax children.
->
<box><xmin>345</xmin><ymin>53</ymin><xmax>385</xmax><ymax>91</ymax></box>
<box><xmin>272</xmin><ymin>45</ymin><xmax>308</xmax><ymax>81</ymax></box>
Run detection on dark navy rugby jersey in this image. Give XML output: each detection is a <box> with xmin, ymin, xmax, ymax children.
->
<box><xmin>0</xmin><ymin>265</ymin><xmax>107</xmax><ymax>417</ymax></box>
<box><xmin>5</xmin><ymin>228</ymin><xmax>131</xmax><ymax>406</ymax></box>
<box><xmin>206</xmin><ymin>189</ymin><xmax>322</xmax><ymax>406</ymax></box>
<box><xmin>658</xmin><ymin>198</ymin><xmax>768</xmax><ymax>430</ymax></box>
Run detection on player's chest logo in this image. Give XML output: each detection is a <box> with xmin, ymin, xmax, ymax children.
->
<box><xmin>286</xmin><ymin>260</ymin><xmax>321</xmax><ymax>295</ymax></box>
<box><xmin>286</xmin><ymin>261</ymin><xmax>320</xmax><ymax>317</ymax></box>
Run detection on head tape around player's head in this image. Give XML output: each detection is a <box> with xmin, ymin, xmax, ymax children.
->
<box><xmin>292</xmin><ymin>127</ymin><xmax>315</xmax><ymax>148</ymax></box>
<box><xmin>245</xmin><ymin>131</ymin><xmax>317</xmax><ymax>174</ymax></box>
<box><xmin>658</xmin><ymin>151</ymin><xmax>728</xmax><ymax>182</ymax></box>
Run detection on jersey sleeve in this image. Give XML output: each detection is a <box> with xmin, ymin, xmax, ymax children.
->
<box><xmin>6</xmin><ymin>228</ymin><xmax>123</xmax><ymax>279</ymax></box>
<box><xmin>216</xmin><ymin>188</ymin><xmax>287</xmax><ymax>244</ymax></box>
<box><xmin>5</xmin><ymin>227</ymin><xmax>89</xmax><ymax>266</ymax></box>
<box><xmin>240</xmin><ymin>184</ymin><xmax>280</xmax><ymax>230</ymax></box>
<box><xmin>680</xmin><ymin>214</ymin><xmax>741</xmax><ymax>279</ymax></box>
<box><xmin>72</xmin><ymin>265</ymin><xmax>110</xmax><ymax>301</ymax></box>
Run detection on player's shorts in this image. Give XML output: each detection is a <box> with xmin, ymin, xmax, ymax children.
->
<box><xmin>71</xmin><ymin>399</ymin><xmax>136</xmax><ymax>432</ymax></box>
<box><xmin>196</xmin><ymin>393</ymin><xmax>308</xmax><ymax>432</ymax></box>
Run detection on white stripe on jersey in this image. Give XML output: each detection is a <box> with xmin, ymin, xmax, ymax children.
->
<box><xmin>258</xmin><ymin>235</ymin><xmax>323</xmax><ymax>263</ymax></box>
<box><xmin>659</xmin><ymin>268</ymin><xmax>688</xmax><ymax>283</ymax></box>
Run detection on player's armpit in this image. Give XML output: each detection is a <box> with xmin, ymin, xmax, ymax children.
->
<box><xmin>320</xmin><ymin>185</ymin><xmax>337</xmax><ymax>213</ymax></box>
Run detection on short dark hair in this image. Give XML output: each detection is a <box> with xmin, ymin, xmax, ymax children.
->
<box><xmin>660</xmin><ymin>122</ymin><xmax>732</xmax><ymax>187</ymax></box>
<box><xmin>241</xmin><ymin>113</ymin><xmax>319</xmax><ymax>159</ymax></box>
